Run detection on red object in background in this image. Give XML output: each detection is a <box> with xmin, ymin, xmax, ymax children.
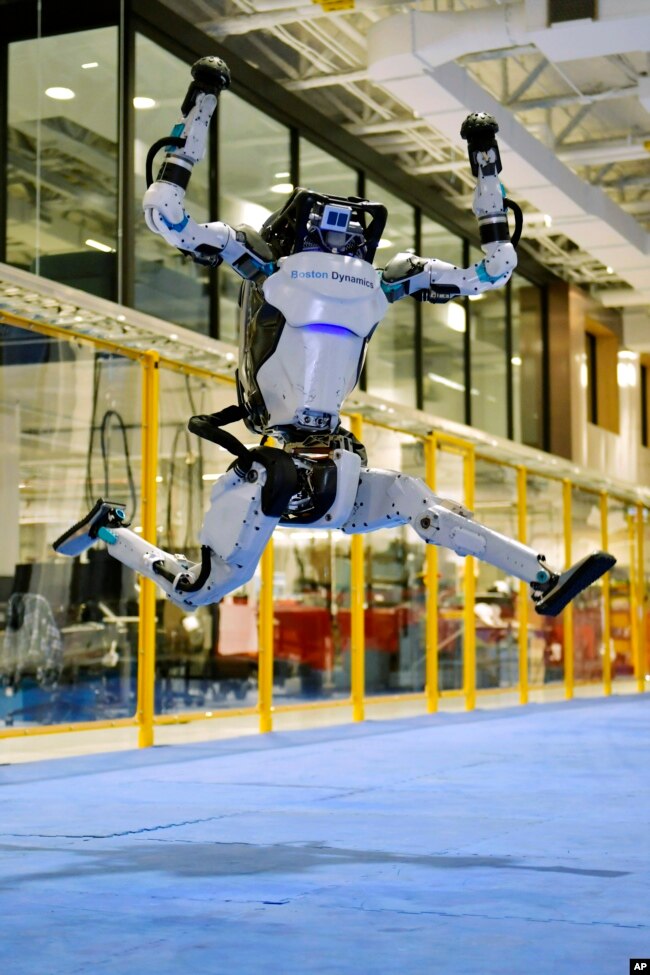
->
<box><xmin>273</xmin><ymin>602</ymin><xmax>334</xmax><ymax>672</ymax></box>
<box><xmin>337</xmin><ymin>607</ymin><xmax>408</xmax><ymax>654</ymax></box>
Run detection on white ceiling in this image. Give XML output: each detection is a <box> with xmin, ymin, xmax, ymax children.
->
<box><xmin>159</xmin><ymin>0</ymin><xmax>650</xmax><ymax>343</ymax></box>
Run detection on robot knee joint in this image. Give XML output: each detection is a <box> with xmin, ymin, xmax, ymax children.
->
<box><xmin>244</xmin><ymin>446</ymin><xmax>298</xmax><ymax>517</ymax></box>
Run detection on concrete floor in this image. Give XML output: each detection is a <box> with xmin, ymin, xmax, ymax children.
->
<box><xmin>2</xmin><ymin>695</ymin><xmax>649</xmax><ymax>974</ymax></box>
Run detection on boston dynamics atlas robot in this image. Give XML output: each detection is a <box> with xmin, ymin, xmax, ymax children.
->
<box><xmin>54</xmin><ymin>57</ymin><xmax>615</xmax><ymax>617</ymax></box>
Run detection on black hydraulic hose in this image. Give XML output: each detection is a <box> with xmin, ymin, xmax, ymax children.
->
<box><xmin>504</xmin><ymin>197</ymin><xmax>523</xmax><ymax>249</ymax></box>
<box><xmin>187</xmin><ymin>414</ymin><xmax>253</xmax><ymax>470</ymax></box>
<box><xmin>145</xmin><ymin>135</ymin><xmax>187</xmax><ymax>188</ymax></box>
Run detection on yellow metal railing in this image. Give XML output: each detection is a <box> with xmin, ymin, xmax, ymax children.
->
<box><xmin>137</xmin><ymin>351</ymin><xmax>160</xmax><ymax>748</ymax></box>
<box><xmin>517</xmin><ymin>466</ymin><xmax>529</xmax><ymax>706</ymax></box>
<box><xmin>0</xmin><ymin>312</ymin><xmax>647</xmax><ymax>750</ymax></box>
<box><xmin>349</xmin><ymin>413</ymin><xmax>365</xmax><ymax>723</ymax></box>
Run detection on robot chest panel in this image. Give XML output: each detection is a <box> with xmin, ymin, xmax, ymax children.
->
<box><xmin>263</xmin><ymin>252</ymin><xmax>388</xmax><ymax>334</ymax></box>
<box><xmin>256</xmin><ymin>322</ymin><xmax>364</xmax><ymax>430</ymax></box>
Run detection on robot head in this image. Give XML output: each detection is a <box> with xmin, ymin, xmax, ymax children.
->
<box><xmin>261</xmin><ymin>188</ymin><xmax>387</xmax><ymax>263</ymax></box>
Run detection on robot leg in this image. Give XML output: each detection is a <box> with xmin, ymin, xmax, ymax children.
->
<box><xmin>53</xmin><ymin>447</ymin><xmax>298</xmax><ymax>610</ymax></box>
<box><xmin>341</xmin><ymin>468</ymin><xmax>614</xmax><ymax>617</ymax></box>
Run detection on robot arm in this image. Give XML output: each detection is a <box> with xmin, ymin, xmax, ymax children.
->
<box><xmin>381</xmin><ymin>113</ymin><xmax>520</xmax><ymax>304</ymax></box>
<box><xmin>142</xmin><ymin>57</ymin><xmax>275</xmax><ymax>282</ymax></box>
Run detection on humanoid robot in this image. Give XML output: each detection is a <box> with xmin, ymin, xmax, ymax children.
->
<box><xmin>54</xmin><ymin>57</ymin><xmax>615</xmax><ymax>617</ymax></box>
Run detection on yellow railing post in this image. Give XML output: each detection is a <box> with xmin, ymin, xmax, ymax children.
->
<box><xmin>137</xmin><ymin>351</ymin><xmax>159</xmax><ymax>749</ymax></box>
<box><xmin>629</xmin><ymin>506</ymin><xmax>641</xmax><ymax>693</ymax></box>
<box><xmin>258</xmin><ymin>538</ymin><xmax>275</xmax><ymax>733</ymax></box>
<box><xmin>425</xmin><ymin>434</ymin><xmax>438</xmax><ymax>713</ymax></box>
<box><xmin>563</xmin><ymin>479</ymin><xmax>574</xmax><ymax>700</ymax></box>
<box><xmin>638</xmin><ymin>506</ymin><xmax>647</xmax><ymax>693</ymax></box>
<box><xmin>601</xmin><ymin>492</ymin><xmax>612</xmax><ymax>696</ymax></box>
<box><xmin>349</xmin><ymin>413</ymin><xmax>365</xmax><ymax>722</ymax></box>
<box><xmin>517</xmin><ymin>466</ymin><xmax>529</xmax><ymax>705</ymax></box>
<box><xmin>464</xmin><ymin>448</ymin><xmax>476</xmax><ymax>711</ymax></box>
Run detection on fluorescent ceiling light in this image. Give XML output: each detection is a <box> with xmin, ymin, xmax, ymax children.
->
<box><xmin>274</xmin><ymin>171</ymin><xmax>290</xmax><ymax>178</ymax></box>
<box><xmin>427</xmin><ymin>371</ymin><xmax>465</xmax><ymax>393</ymax></box>
<box><xmin>446</xmin><ymin>303</ymin><xmax>466</xmax><ymax>332</ymax></box>
<box><xmin>376</xmin><ymin>237</ymin><xmax>393</xmax><ymax>250</ymax></box>
<box><xmin>271</xmin><ymin>182</ymin><xmax>294</xmax><ymax>194</ymax></box>
<box><xmin>511</xmin><ymin>355</ymin><xmax>522</xmax><ymax>366</ymax></box>
<box><xmin>468</xmin><ymin>293</ymin><xmax>484</xmax><ymax>301</ymax></box>
<box><xmin>85</xmin><ymin>238</ymin><xmax>115</xmax><ymax>253</ymax></box>
<box><xmin>133</xmin><ymin>96</ymin><xmax>156</xmax><ymax>110</ymax></box>
<box><xmin>81</xmin><ymin>62</ymin><xmax>98</xmax><ymax>69</ymax></box>
<box><xmin>45</xmin><ymin>87</ymin><xmax>75</xmax><ymax>100</ymax></box>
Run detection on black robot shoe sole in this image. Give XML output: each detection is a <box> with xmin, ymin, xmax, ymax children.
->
<box><xmin>52</xmin><ymin>499</ymin><xmax>128</xmax><ymax>557</ymax></box>
<box><xmin>532</xmin><ymin>550</ymin><xmax>616</xmax><ymax>617</ymax></box>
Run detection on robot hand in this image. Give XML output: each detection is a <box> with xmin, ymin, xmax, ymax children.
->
<box><xmin>460</xmin><ymin>111</ymin><xmax>523</xmax><ymax>250</ymax></box>
<box><xmin>460</xmin><ymin>112</ymin><xmax>502</xmax><ymax>176</ymax></box>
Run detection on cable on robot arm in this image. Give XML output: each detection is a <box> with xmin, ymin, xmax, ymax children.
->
<box><xmin>142</xmin><ymin>57</ymin><xmax>275</xmax><ymax>282</ymax></box>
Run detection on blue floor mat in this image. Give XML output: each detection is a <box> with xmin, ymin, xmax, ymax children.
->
<box><xmin>2</xmin><ymin>696</ymin><xmax>649</xmax><ymax>975</ymax></box>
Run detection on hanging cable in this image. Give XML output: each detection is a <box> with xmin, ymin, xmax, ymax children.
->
<box><xmin>99</xmin><ymin>409</ymin><xmax>137</xmax><ymax>518</ymax></box>
<box><xmin>84</xmin><ymin>356</ymin><xmax>102</xmax><ymax>509</ymax></box>
<box><xmin>145</xmin><ymin>135</ymin><xmax>186</xmax><ymax>188</ymax></box>
<box><xmin>504</xmin><ymin>197</ymin><xmax>523</xmax><ymax>249</ymax></box>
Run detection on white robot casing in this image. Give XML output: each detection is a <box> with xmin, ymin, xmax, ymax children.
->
<box><xmin>259</xmin><ymin>252</ymin><xmax>388</xmax><ymax>431</ymax></box>
<box><xmin>51</xmin><ymin>66</ymin><xmax>617</xmax><ymax>623</ymax></box>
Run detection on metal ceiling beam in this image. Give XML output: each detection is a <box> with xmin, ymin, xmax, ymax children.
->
<box><xmin>202</xmin><ymin>0</ymin><xmax>402</xmax><ymax>35</ymax></box>
<box><xmin>554</xmin><ymin>103</ymin><xmax>592</xmax><ymax>146</ymax></box>
<box><xmin>285</xmin><ymin>69</ymin><xmax>368</xmax><ymax>90</ymax></box>
<box><xmin>511</xmin><ymin>85</ymin><xmax>639</xmax><ymax>113</ymax></box>
<box><xmin>460</xmin><ymin>44</ymin><xmax>538</xmax><ymax>63</ymax></box>
<box><xmin>345</xmin><ymin>117</ymin><xmax>434</xmax><ymax>136</ymax></box>
<box><xmin>506</xmin><ymin>59</ymin><xmax>547</xmax><ymax>105</ymax></box>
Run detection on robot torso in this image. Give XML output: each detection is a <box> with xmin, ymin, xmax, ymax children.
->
<box><xmin>238</xmin><ymin>251</ymin><xmax>388</xmax><ymax>437</ymax></box>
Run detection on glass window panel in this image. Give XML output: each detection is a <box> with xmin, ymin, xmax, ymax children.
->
<box><xmin>421</xmin><ymin>217</ymin><xmax>466</xmax><ymax>423</ymax></box>
<box><xmin>469</xmin><ymin>246</ymin><xmax>508</xmax><ymax>438</ymax></box>
<box><xmin>526</xmin><ymin>474</ymin><xmax>565</xmax><ymax>686</ymax></box>
<box><xmin>155</xmin><ymin>375</ymin><xmax>259</xmax><ymax>713</ymax></box>
<box><xmin>134</xmin><ymin>34</ymin><xmax>211</xmax><ymax>333</ymax></box>
<box><xmin>571</xmin><ymin>487</ymin><xmax>604</xmax><ymax>683</ymax></box>
<box><xmin>218</xmin><ymin>95</ymin><xmax>290</xmax><ymax>344</ymax></box>
<box><xmin>0</xmin><ymin>327</ymin><xmax>141</xmax><ymax>727</ymax></box>
<box><xmin>474</xmin><ymin>460</ymin><xmax>519</xmax><ymax>690</ymax></box>
<box><xmin>361</xmin><ymin>425</ymin><xmax>427</xmax><ymax>695</ymax></box>
<box><xmin>365</xmin><ymin>180</ymin><xmax>416</xmax><ymax>408</ymax></box>
<box><xmin>606</xmin><ymin>497</ymin><xmax>633</xmax><ymax>683</ymax></box>
<box><xmin>272</xmin><ymin>530</ymin><xmax>351</xmax><ymax>702</ymax></box>
<box><xmin>299</xmin><ymin>139</ymin><xmax>358</xmax><ymax>197</ymax></box>
<box><xmin>7</xmin><ymin>29</ymin><xmax>119</xmax><ymax>299</ymax></box>
<box><xmin>511</xmin><ymin>276</ymin><xmax>544</xmax><ymax>448</ymax></box>
<box><xmin>435</xmin><ymin>448</ymin><xmax>466</xmax><ymax>691</ymax></box>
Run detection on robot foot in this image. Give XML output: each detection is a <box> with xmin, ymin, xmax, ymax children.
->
<box><xmin>531</xmin><ymin>551</ymin><xmax>616</xmax><ymax>617</ymax></box>
<box><xmin>52</xmin><ymin>499</ymin><xmax>128</xmax><ymax>557</ymax></box>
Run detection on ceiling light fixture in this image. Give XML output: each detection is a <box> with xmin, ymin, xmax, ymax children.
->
<box><xmin>85</xmin><ymin>238</ymin><xmax>115</xmax><ymax>253</ymax></box>
<box><xmin>45</xmin><ymin>87</ymin><xmax>75</xmax><ymax>100</ymax></box>
<box><xmin>133</xmin><ymin>96</ymin><xmax>156</xmax><ymax>110</ymax></box>
<box><xmin>270</xmin><ymin>182</ymin><xmax>294</xmax><ymax>194</ymax></box>
<box><xmin>81</xmin><ymin>62</ymin><xmax>99</xmax><ymax>69</ymax></box>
